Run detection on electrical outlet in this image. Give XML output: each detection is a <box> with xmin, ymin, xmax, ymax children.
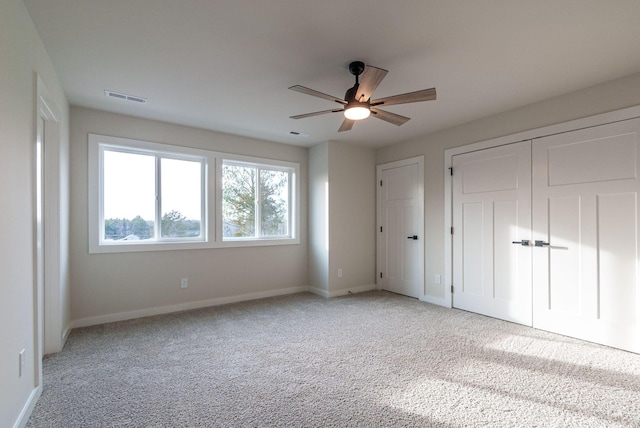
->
<box><xmin>19</xmin><ymin>349</ymin><xmax>25</xmax><ymax>377</ymax></box>
<box><xmin>338</xmin><ymin>269</ymin><xmax>343</xmax><ymax>278</ymax></box>
<box><xmin>180</xmin><ymin>278</ymin><xmax>188</xmax><ymax>289</ymax></box>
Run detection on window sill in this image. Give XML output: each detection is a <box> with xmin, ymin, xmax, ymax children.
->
<box><xmin>89</xmin><ymin>237</ymin><xmax>300</xmax><ymax>254</ymax></box>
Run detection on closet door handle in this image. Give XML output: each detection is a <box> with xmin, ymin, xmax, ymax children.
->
<box><xmin>535</xmin><ymin>240</ymin><xmax>550</xmax><ymax>247</ymax></box>
<box><xmin>512</xmin><ymin>240</ymin><xmax>530</xmax><ymax>246</ymax></box>
<box><xmin>407</xmin><ymin>235</ymin><xmax>418</xmax><ymax>240</ymax></box>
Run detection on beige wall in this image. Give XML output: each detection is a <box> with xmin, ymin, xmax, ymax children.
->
<box><xmin>308</xmin><ymin>141</ymin><xmax>376</xmax><ymax>296</ymax></box>
<box><xmin>328</xmin><ymin>141</ymin><xmax>376</xmax><ymax>293</ymax></box>
<box><xmin>7</xmin><ymin>3</ymin><xmax>640</xmax><ymax>424</ymax></box>
<box><xmin>0</xmin><ymin>1</ymin><xmax>70</xmax><ymax>426</ymax></box>
<box><xmin>308</xmin><ymin>142</ymin><xmax>329</xmax><ymax>294</ymax></box>
<box><xmin>69</xmin><ymin>107</ymin><xmax>309</xmax><ymax>324</ymax></box>
<box><xmin>376</xmin><ymin>72</ymin><xmax>640</xmax><ymax>302</ymax></box>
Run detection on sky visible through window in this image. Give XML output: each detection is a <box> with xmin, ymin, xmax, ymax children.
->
<box><xmin>103</xmin><ymin>150</ymin><xmax>201</xmax><ymax>221</ymax></box>
<box><xmin>91</xmin><ymin>134</ymin><xmax>299</xmax><ymax>250</ymax></box>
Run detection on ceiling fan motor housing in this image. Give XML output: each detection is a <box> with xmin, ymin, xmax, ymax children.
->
<box><xmin>344</xmin><ymin>84</ymin><xmax>367</xmax><ymax>104</ymax></box>
<box><xmin>344</xmin><ymin>83</ymin><xmax>370</xmax><ymax>112</ymax></box>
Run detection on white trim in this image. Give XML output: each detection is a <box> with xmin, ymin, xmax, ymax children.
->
<box><xmin>444</xmin><ymin>104</ymin><xmax>640</xmax><ymax>310</ymax></box>
<box><xmin>88</xmin><ymin>133</ymin><xmax>300</xmax><ymax>253</ymax></box>
<box><xmin>376</xmin><ymin>156</ymin><xmax>425</xmax><ymax>299</ymax></box>
<box><xmin>88</xmin><ymin>134</ymin><xmax>211</xmax><ymax>253</ymax></box>
<box><xmin>218</xmin><ymin>155</ymin><xmax>300</xmax><ymax>246</ymax></box>
<box><xmin>420</xmin><ymin>294</ymin><xmax>450</xmax><ymax>307</ymax></box>
<box><xmin>310</xmin><ymin>283</ymin><xmax>377</xmax><ymax>298</ymax></box>
<box><xmin>443</xmin><ymin>153</ymin><xmax>453</xmax><ymax>309</ymax></box>
<box><xmin>70</xmin><ymin>286</ymin><xmax>309</xmax><ymax>328</ymax></box>
<box><xmin>37</xmin><ymin>74</ymin><xmax>65</xmax><ymax>356</ymax></box>
<box><xmin>446</xmin><ymin>104</ymin><xmax>640</xmax><ymax>160</ymax></box>
<box><xmin>12</xmin><ymin>386</ymin><xmax>41</xmax><ymax>428</ymax></box>
<box><xmin>308</xmin><ymin>286</ymin><xmax>330</xmax><ymax>298</ymax></box>
<box><xmin>61</xmin><ymin>325</ymin><xmax>71</xmax><ymax>347</ymax></box>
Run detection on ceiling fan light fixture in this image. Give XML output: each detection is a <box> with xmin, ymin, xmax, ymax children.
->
<box><xmin>344</xmin><ymin>103</ymin><xmax>370</xmax><ymax>120</ymax></box>
<box><xmin>289</xmin><ymin>61</ymin><xmax>436</xmax><ymax>131</ymax></box>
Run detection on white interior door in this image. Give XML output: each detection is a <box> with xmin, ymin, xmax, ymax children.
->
<box><xmin>532</xmin><ymin>119</ymin><xmax>640</xmax><ymax>353</ymax></box>
<box><xmin>452</xmin><ymin>141</ymin><xmax>532</xmax><ymax>325</ymax></box>
<box><xmin>378</xmin><ymin>158</ymin><xmax>424</xmax><ymax>298</ymax></box>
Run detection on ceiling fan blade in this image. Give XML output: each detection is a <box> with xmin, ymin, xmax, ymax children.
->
<box><xmin>289</xmin><ymin>85</ymin><xmax>347</xmax><ymax>105</ymax></box>
<box><xmin>370</xmin><ymin>108</ymin><xmax>410</xmax><ymax>126</ymax></box>
<box><xmin>290</xmin><ymin>109</ymin><xmax>343</xmax><ymax>120</ymax></box>
<box><xmin>371</xmin><ymin>87</ymin><xmax>437</xmax><ymax>107</ymax></box>
<box><xmin>355</xmin><ymin>65</ymin><xmax>388</xmax><ymax>102</ymax></box>
<box><xmin>338</xmin><ymin>118</ymin><xmax>355</xmax><ymax>132</ymax></box>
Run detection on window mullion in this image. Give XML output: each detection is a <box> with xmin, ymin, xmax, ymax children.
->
<box><xmin>287</xmin><ymin>170</ymin><xmax>292</xmax><ymax>237</ymax></box>
<box><xmin>155</xmin><ymin>155</ymin><xmax>162</xmax><ymax>241</ymax></box>
<box><xmin>255</xmin><ymin>167</ymin><xmax>261</xmax><ymax>238</ymax></box>
<box><xmin>98</xmin><ymin>146</ymin><xmax>106</xmax><ymax>242</ymax></box>
<box><xmin>201</xmin><ymin>159</ymin><xmax>207</xmax><ymax>240</ymax></box>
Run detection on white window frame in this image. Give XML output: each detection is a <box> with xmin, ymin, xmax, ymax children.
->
<box><xmin>88</xmin><ymin>134</ymin><xmax>300</xmax><ymax>253</ymax></box>
<box><xmin>220</xmin><ymin>156</ymin><xmax>298</xmax><ymax>245</ymax></box>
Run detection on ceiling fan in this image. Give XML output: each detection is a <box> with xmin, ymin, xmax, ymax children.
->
<box><xmin>289</xmin><ymin>61</ymin><xmax>436</xmax><ymax>132</ymax></box>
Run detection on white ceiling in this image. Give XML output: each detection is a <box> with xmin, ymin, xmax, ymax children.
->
<box><xmin>24</xmin><ymin>0</ymin><xmax>640</xmax><ymax>149</ymax></box>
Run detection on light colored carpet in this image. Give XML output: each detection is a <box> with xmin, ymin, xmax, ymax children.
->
<box><xmin>27</xmin><ymin>291</ymin><xmax>640</xmax><ymax>427</ymax></box>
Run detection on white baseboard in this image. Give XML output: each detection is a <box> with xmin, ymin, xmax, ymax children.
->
<box><xmin>306</xmin><ymin>284</ymin><xmax>377</xmax><ymax>299</ymax></box>
<box><xmin>71</xmin><ymin>286</ymin><xmax>309</xmax><ymax>328</ymax></box>
<box><xmin>13</xmin><ymin>385</ymin><xmax>41</xmax><ymax>428</ymax></box>
<box><xmin>420</xmin><ymin>294</ymin><xmax>451</xmax><ymax>308</ymax></box>
<box><xmin>308</xmin><ymin>286</ymin><xmax>329</xmax><ymax>298</ymax></box>
<box><xmin>327</xmin><ymin>283</ymin><xmax>377</xmax><ymax>298</ymax></box>
<box><xmin>62</xmin><ymin>324</ymin><xmax>72</xmax><ymax>346</ymax></box>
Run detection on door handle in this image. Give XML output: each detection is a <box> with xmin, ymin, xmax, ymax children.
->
<box><xmin>535</xmin><ymin>240</ymin><xmax>550</xmax><ymax>247</ymax></box>
<box><xmin>511</xmin><ymin>240</ymin><xmax>530</xmax><ymax>246</ymax></box>
<box><xmin>407</xmin><ymin>235</ymin><xmax>418</xmax><ymax>240</ymax></box>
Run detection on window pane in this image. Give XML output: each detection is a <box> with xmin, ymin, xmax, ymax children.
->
<box><xmin>260</xmin><ymin>169</ymin><xmax>289</xmax><ymax>236</ymax></box>
<box><xmin>103</xmin><ymin>150</ymin><xmax>155</xmax><ymax>241</ymax></box>
<box><xmin>223</xmin><ymin>164</ymin><xmax>256</xmax><ymax>238</ymax></box>
<box><xmin>160</xmin><ymin>158</ymin><xmax>202</xmax><ymax>238</ymax></box>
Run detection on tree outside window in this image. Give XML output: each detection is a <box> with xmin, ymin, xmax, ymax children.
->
<box><xmin>89</xmin><ymin>133</ymin><xmax>299</xmax><ymax>253</ymax></box>
<box><xmin>222</xmin><ymin>162</ymin><xmax>290</xmax><ymax>239</ymax></box>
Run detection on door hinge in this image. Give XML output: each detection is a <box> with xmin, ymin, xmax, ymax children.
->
<box><xmin>380</xmin><ymin>226</ymin><xmax>383</xmax><ymax>232</ymax></box>
<box><xmin>380</xmin><ymin>272</ymin><xmax>383</xmax><ymax>279</ymax></box>
<box><xmin>450</xmin><ymin>227</ymin><xmax>454</xmax><ymax>235</ymax></box>
<box><xmin>451</xmin><ymin>285</ymin><xmax>454</xmax><ymax>293</ymax></box>
<box><xmin>449</xmin><ymin>167</ymin><xmax>453</xmax><ymax>176</ymax></box>
<box><xmin>380</xmin><ymin>180</ymin><xmax>383</xmax><ymax>187</ymax></box>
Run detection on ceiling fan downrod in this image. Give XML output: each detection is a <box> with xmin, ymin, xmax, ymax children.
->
<box><xmin>346</xmin><ymin>61</ymin><xmax>366</xmax><ymax>104</ymax></box>
<box><xmin>348</xmin><ymin>60</ymin><xmax>365</xmax><ymax>84</ymax></box>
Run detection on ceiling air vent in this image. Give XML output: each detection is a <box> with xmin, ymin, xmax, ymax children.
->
<box><xmin>289</xmin><ymin>131</ymin><xmax>309</xmax><ymax>138</ymax></box>
<box><xmin>105</xmin><ymin>90</ymin><xmax>147</xmax><ymax>104</ymax></box>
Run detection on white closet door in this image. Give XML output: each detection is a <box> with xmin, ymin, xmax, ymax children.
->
<box><xmin>379</xmin><ymin>160</ymin><xmax>424</xmax><ymax>298</ymax></box>
<box><xmin>532</xmin><ymin>118</ymin><xmax>640</xmax><ymax>353</ymax></box>
<box><xmin>452</xmin><ymin>141</ymin><xmax>532</xmax><ymax>325</ymax></box>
